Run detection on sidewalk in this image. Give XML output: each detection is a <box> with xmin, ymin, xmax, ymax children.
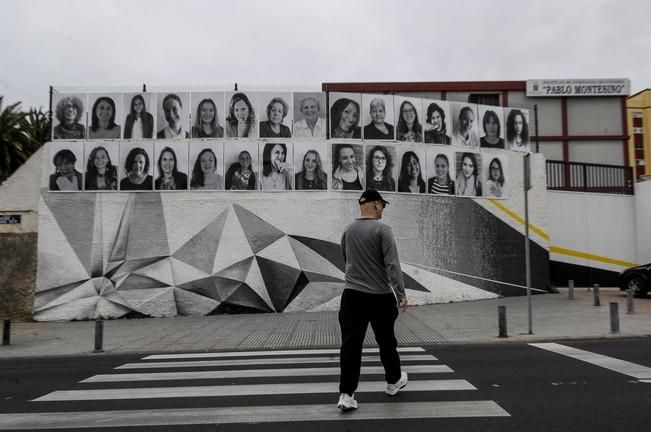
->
<box><xmin>1</xmin><ymin>288</ymin><xmax>650</xmax><ymax>358</ymax></box>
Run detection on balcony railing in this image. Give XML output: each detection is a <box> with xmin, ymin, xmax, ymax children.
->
<box><xmin>546</xmin><ymin>160</ymin><xmax>634</xmax><ymax>195</ymax></box>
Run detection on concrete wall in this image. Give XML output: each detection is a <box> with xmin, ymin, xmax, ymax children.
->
<box><xmin>635</xmin><ymin>180</ymin><xmax>651</xmax><ymax>263</ymax></box>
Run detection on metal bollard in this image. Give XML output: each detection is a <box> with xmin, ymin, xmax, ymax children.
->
<box><xmin>627</xmin><ymin>289</ymin><xmax>635</xmax><ymax>314</ymax></box>
<box><xmin>93</xmin><ymin>320</ymin><xmax>104</xmax><ymax>353</ymax></box>
<box><xmin>498</xmin><ymin>306</ymin><xmax>508</xmax><ymax>338</ymax></box>
<box><xmin>593</xmin><ymin>284</ymin><xmax>601</xmax><ymax>306</ymax></box>
<box><xmin>2</xmin><ymin>320</ymin><xmax>10</xmax><ymax>346</ymax></box>
<box><xmin>568</xmin><ymin>280</ymin><xmax>575</xmax><ymax>300</ymax></box>
<box><xmin>609</xmin><ymin>302</ymin><xmax>620</xmax><ymax>333</ymax></box>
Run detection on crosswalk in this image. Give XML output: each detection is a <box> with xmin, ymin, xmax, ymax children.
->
<box><xmin>0</xmin><ymin>346</ymin><xmax>510</xmax><ymax>430</ymax></box>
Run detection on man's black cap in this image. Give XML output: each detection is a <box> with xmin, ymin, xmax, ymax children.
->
<box><xmin>358</xmin><ymin>188</ymin><xmax>389</xmax><ymax>205</ymax></box>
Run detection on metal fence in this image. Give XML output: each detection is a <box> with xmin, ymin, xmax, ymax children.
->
<box><xmin>546</xmin><ymin>160</ymin><xmax>634</xmax><ymax>195</ymax></box>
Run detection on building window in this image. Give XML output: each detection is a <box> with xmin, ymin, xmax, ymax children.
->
<box><xmin>468</xmin><ymin>93</ymin><xmax>500</xmax><ymax>106</ymax></box>
<box><xmin>632</xmin><ymin>117</ymin><xmax>643</xmax><ymax>128</ymax></box>
<box><xmin>635</xmin><ymin>134</ymin><xmax>644</xmax><ymax>148</ymax></box>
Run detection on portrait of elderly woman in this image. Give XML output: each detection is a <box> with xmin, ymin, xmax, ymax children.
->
<box><xmin>424</xmin><ymin>102</ymin><xmax>451</xmax><ymax>144</ymax></box>
<box><xmin>119</xmin><ymin>147</ymin><xmax>153</xmax><ymax>191</ymax></box>
<box><xmin>84</xmin><ymin>145</ymin><xmax>118</xmax><ymax>191</ymax></box>
<box><xmin>53</xmin><ymin>95</ymin><xmax>86</xmax><ymax>140</ymax></box>
<box><xmin>330</xmin><ymin>97</ymin><xmax>361</xmax><ymax>139</ymax></box>
<box><xmin>88</xmin><ymin>96</ymin><xmax>121</xmax><ymax>139</ymax></box>
<box><xmin>260</xmin><ymin>97</ymin><xmax>292</xmax><ymax>138</ymax></box>
<box><xmin>293</xmin><ymin>93</ymin><xmax>326</xmax><ymax>139</ymax></box>
<box><xmin>225</xmin><ymin>92</ymin><xmax>256</xmax><ymax>138</ymax></box>
<box><xmin>363</xmin><ymin>97</ymin><xmax>395</xmax><ymax>140</ymax></box>
<box><xmin>49</xmin><ymin>148</ymin><xmax>83</xmax><ymax>191</ymax></box>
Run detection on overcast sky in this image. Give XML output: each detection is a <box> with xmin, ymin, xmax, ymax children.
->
<box><xmin>1</xmin><ymin>0</ymin><xmax>650</xmax><ymax>110</ymax></box>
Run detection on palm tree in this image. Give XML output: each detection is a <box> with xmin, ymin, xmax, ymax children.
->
<box><xmin>0</xmin><ymin>97</ymin><xmax>49</xmax><ymax>184</ymax></box>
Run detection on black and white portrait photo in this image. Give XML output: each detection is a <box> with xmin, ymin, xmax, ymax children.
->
<box><xmin>84</xmin><ymin>141</ymin><xmax>119</xmax><ymax>191</ymax></box>
<box><xmin>88</xmin><ymin>94</ymin><xmax>122</xmax><ymax>140</ymax></box>
<box><xmin>224</xmin><ymin>141</ymin><xmax>258</xmax><ymax>191</ymax></box>
<box><xmin>331</xmin><ymin>143</ymin><xmax>364</xmax><ymax>191</ymax></box>
<box><xmin>48</xmin><ymin>141</ymin><xmax>84</xmax><ymax>191</ymax></box>
<box><xmin>119</xmin><ymin>142</ymin><xmax>154</xmax><ymax>191</ymax></box>
<box><xmin>294</xmin><ymin>141</ymin><xmax>328</xmax><ymax>191</ymax></box>
<box><xmin>329</xmin><ymin>92</ymin><xmax>362</xmax><ymax>139</ymax></box>
<box><xmin>190</xmin><ymin>92</ymin><xmax>225</xmax><ymax>139</ymax></box>
<box><xmin>426</xmin><ymin>148</ymin><xmax>455</xmax><ymax>196</ymax></box>
<box><xmin>365</xmin><ymin>144</ymin><xmax>396</xmax><ymax>192</ymax></box>
<box><xmin>189</xmin><ymin>142</ymin><xmax>224</xmax><ymax>191</ymax></box>
<box><xmin>455</xmin><ymin>151</ymin><xmax>483</xmax><ymax>197</ymax></box>
<box><xmin>505</xmin><ymin>108</ymin><xmax>531</xmax><ymax>152</ymax></box>
<box><xmin>396</xmin><ymin>146</ymin><xmax>426</xmax><ymax>194</ymax></box>
<box><xmin>451</xmin><ymin>102</ymin><xmax>480</xmax><ymax>148</ymax></box>
<box><xmin>154</xmin><ymin>141</ymin><xmax>189</xmax><ymax>191</ymax></box>
<box><xmin>362</xmin><ymin>94</ymin><xmax>395</xmax><ymax>141</ymax></box>
<box><xmin>292</xmin><ymin>92</ymin><xmax>327</xmax><ymax>139</ymax></box>
<box><xmin>479</xmin><ymin>105</ymin><xmax>505</xmax><ymax>149</ymax></box>
<box><xmin>484</xmin><ymin>154</ymin><xmax>509</xmax><ymax>199</ymax></box>
<box><xmin>395</xmin><ymin>96</ymin><xmax>423</xmax><ymax>143</ymax></box>
<box><xmin>123</xmin><ymin>93</ymin><xmax>155</xmax><ymax>139</ymax></box>
<box><xmin>259</xmin><ymin>92</ymin><xmax>293</xmax><ymax>139</ymax></box>
<box><xmin>423</xmin><ymin>100</ymin><xmax>451</xmax><ymax>145</ymax></box>
<box><xmin>225</xmin><ymin>92</ymin><xmax>257</xmax><ymax>139</ymax></box>
<box><xmin>52</xmin><ymin>93</ymin><xmax>87</xmax><ymax>140</ymax></box>
<box><xmin>260</xmin><ymin>142</ymin><xmax>293</xmax><ymax>191</ymax></box>
<box><xmin>156</xmin><ymin>92</ymin><xmax>190</xmax><ymax>139</ymax></box>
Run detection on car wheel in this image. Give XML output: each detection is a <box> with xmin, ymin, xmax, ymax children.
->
<box><xmin>627</xmin><ymin>275</ymin><xmax>648</xmax><ymax>297</ymax></box>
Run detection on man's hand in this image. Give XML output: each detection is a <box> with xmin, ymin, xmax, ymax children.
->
<box><xmin>397</xmin><ymin>296</ymin><xmax>408</xmax><ymax>313</ymax></box>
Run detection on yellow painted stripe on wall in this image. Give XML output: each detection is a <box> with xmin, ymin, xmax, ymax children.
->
<box><xmin>549</xmin><ymin>246</ymin><xmax>638</xmax><ymax>268</ymax></box>
<box><xmin>487</xmin><ymin>199</ymin><xmax>550</xmax><ymax>241</ymax></box>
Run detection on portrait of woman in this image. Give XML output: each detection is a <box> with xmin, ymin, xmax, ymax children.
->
<box><xmin>192</xmin><ymin>98</ymin><xmax>224</xmax><ymax>138</ymax></box>
<box><xmin>363</xmin><ymin>97</ymin><xmax>394</xmax><ymax>140</ymax></box>
<box><xmin>332</xmin><ymin>143</ymin><xmax>363</xmax><ymax>191</ymax></box>
<box><xmin>154</xmin><ymin>146</ymin><xmax>188</xmax><ymax>190</ymax></box>
<box><xmin>396</xmin><ymin>100</ymin><xmax>423</xmax><ymax>142</ymax></box>
<box><xmin>506</xmin><ymin>109</ymin><xmax>530</xmax><ymax>151</ymax></box>
<box><xmin>225</xmin><ymin>150</ymin><xmax>257</xmax><ymax>190</ymax></box>
<box><xmin>295</xmin><ymin>150</ymin><xmax>327</xmax><ymax>190</ymax></box>
<box><xmin>123</xmin><ymin>94</ymin><xmax>154</xmax><ymax>139</ymax></box>
<box><xmin>190</xmin><ymin>148</ymin><xmax>223</xmax><ymax>190</ymax></box>
<box><xmin>427</xmin><ymin>153</ymin><xmax>455</xmax><ymax>195</ymax></box>
<box><xmin>88</xmin><ymin>96</ymin><xmax>121</xmax><ymax>139</ymax></box>
<box><xmin>84</xmin><ymin>145</ymin><xmax>118</xmax><ymax>191</ymax></box>
<box><xmin>261</xmin><ymin>143</ymin><xmax>292</xmax><ymax>190</ymax></box>
<box><xmin>119</xmin><ymin>147</ymin><xmax>153</xmax><ymax>191</ymax></box>
<box><xmin>365</xmin><ymin>145</ymin><xmax>395</xmax><ymax>192</ymax></box>
<box><xmin>53</xmin><ymin>95</ymin><xmax>86</xmax><ymax>140</ymax></box>
<box><xmin>259</xmin><ymin>97</ymin><xmax>292</xmax><ymax>138</ymax></box>
<box><xmin>225</xmin><ymin>92</ymin><xmax>256</xmax><ymax>138</ymax></box>
<box><xmin>49</xmin><ymin>148</ymin><xmax>83</xmax><ymax>191</ymax></box>
<box><xmin>424</xmin><ymin>102</ymin><xmax>450</xmax><ymax>144</ymax></box>
<box><xmin>486</xmin><ymin>157</ymin><xmax>507</xmax><ymax>198</ymax></box>
<box><xmin>398</xmin><ymin>151</ymin><xmax>426</xmax><ymax>194</ymax></box>
<box><xmin>293</xmin><ymin>93</ymin><xmax>326</xmax><ymax>139</ymax></box>
<box><xmin>455</xmin><ymin>152</ymin><xmax>482</xmax><ymax>197</ymax></box>
<box><xmin>157</xmin><ymin>93</ymin><xmax>189</xmax><ymax>139</ymax></box>
<box><xmin>452</xmin><ymin>103</ymin><xmax>480</xmax><ymax>147</ymax></box>
<box><xmin>480</xmin><ymin>109</ymin><xmax>505</xmax><ymax>149</ymax></box>
<box><xmin>330</xmin><ymin>98</ymin><xmax>361</xmax><ymax>139</ymax></box>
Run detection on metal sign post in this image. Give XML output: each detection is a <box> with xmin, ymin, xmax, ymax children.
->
<box><xmin>523</xmin><ymin>153</ymin><xmax>533</xmax><ymax>334</ymax></box>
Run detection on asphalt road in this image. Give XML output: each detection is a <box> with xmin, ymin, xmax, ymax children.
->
<box><xmin>0</xmin><ymin>338</ymin><xmax>649</xmax><ymax>431</ymax></box>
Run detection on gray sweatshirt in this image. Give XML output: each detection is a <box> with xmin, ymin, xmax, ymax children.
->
<box><xmin>340</xmin><ymin>218</ymin><xmax>406</xmax><ymax>298</ymax></box>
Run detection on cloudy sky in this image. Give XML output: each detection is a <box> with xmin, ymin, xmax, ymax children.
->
<box><xmin>1</xmin><ymin>0</ymin><xmax>650</xmax><ymax>110</ymax></box>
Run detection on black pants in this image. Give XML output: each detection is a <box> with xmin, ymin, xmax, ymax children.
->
<box><xmin>338</xmin><ymin>289</ymin><xmax>401</xmax><ymax>395</ymax></box>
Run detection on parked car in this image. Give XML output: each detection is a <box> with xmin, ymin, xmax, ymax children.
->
<box><xmin>617</xmin><ymin>263</ymin><xmax>651</xmax><ymax>296</ymax></box>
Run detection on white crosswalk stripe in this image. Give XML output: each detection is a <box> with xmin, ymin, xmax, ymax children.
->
<box><xmin>0</xmin><ymin>347</ymin><xmax>511</xmax><ymax>429</ymax></box>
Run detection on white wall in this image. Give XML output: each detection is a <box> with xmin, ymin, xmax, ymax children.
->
<box><xmin>635</xmin><ymin>180</ymin><xmax>651</xmax><ymax>263</ymax></box>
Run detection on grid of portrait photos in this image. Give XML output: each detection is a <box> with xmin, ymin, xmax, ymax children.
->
<box><xmin>49</xmin><ymin>90</ymin><xmax>529</xmax><ymax>199</ymax></box>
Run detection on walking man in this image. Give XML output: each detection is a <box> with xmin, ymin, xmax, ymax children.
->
<box><xmin>337</xmin><ymin>188</ymin><xmax>409</xmax><ymax>411</ymax></box>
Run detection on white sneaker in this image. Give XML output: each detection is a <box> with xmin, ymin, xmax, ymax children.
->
<box><xmin>385</xmin><ymin>371</ymin><xmax>408</xmax><ymax>396</ymax></box>
<box><xmin>337</xmin><ymin>393</ymin><xmax>358</xmax><ymax>411</ymax></box>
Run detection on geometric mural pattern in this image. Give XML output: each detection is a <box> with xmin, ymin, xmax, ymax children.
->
<box><xmin>34</xmin><ymin>193</ymin><xmax>432</xmax><ymax>321</ymax></box>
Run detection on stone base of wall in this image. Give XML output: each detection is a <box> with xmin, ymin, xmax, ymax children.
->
<box><xmin>0</xmin><ymin>233</ymin><xmax>37</xmax><ymax>320</ymax></box>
